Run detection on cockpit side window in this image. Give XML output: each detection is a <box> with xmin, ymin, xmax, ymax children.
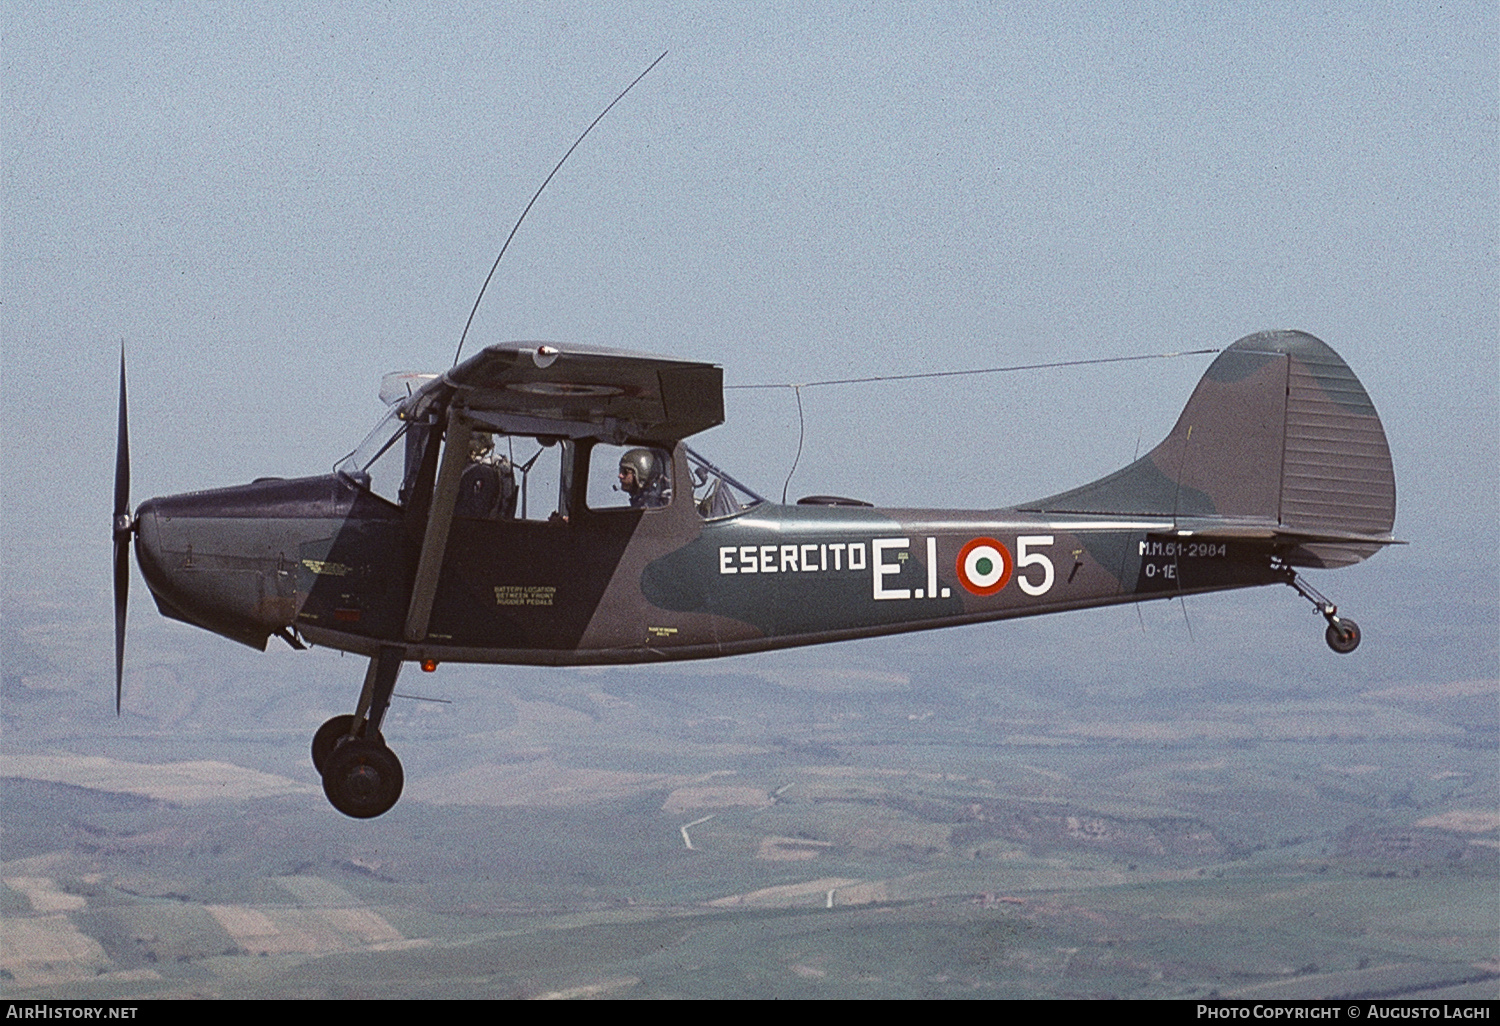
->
<box><xmin>454</xmin><ymin>431</ymin><xmax>519</xmax><ymax>520</ymax></box>
<box><xmin>586</xmin><ymin>444</ymin><xmax>673</xmax><ymax>511</ymax></box>
<box><xmin>471</xmin><ymin>434</ymin><xmax>571</xmax><ymax>522</ymax></box>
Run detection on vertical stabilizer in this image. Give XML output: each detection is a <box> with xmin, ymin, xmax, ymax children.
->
<box><xmin>1021</xmin><ymin>331</ymin><xmax>1395</xmax><ymax>565</ymax></box>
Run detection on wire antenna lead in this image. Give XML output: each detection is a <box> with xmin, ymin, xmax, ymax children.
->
<box><xmin>453</xmin><ymin>51</ymin><xmax>669</xmax><ymax>367</ymax></box>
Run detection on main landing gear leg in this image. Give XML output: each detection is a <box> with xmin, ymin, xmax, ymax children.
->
<box><xmin>1282</xmin><ymin>569</ymin><xmax>1361</xmax><ymax>654</ymax></box>
<box><xmin>314</xmin><ymin>645</ymin><xmax>406</xmax><ymax>818</ymax></box>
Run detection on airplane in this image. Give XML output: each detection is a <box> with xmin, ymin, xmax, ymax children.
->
<box><xmin>112</xmin><ymin>328</ymin><xmax>1398</xmax><ymax>819</ymax></box>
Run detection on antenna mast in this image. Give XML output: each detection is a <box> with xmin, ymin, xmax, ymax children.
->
<box><xmin>452</xmin><ymin>51</ymin><xmax>668</xmax><ymax>367</ymax></box>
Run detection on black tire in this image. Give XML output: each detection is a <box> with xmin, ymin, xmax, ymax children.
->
<box><xmin>311</xmin><ymin>715</ymin><xmax>384</xmax><ymax>775</ymax></box>
<box><xmin>322</xmin><ymin>739</ymin><xmax>404</xmax><ymax>819</ymax></box>
<box><xmin>1325</xmin><ymin>618</ymin><xmax>1361</xmax><ymax>654</ymax></box>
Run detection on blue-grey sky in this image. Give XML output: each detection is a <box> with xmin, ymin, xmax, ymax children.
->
<box><xmin>2</xmin><ymin>2</ymin><xmax>1495</xmax><ymax>683</ymax></box>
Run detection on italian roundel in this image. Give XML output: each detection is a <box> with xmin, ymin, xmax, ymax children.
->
<box><xmin>956</xmin><ymin>537</ymin><xmax>1013</xmax><ymax>596</ymax></box>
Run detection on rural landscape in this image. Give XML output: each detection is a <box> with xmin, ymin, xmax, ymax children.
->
<box><xmin>4</xmin><ymin>557</ymin><xmax>1495</xmax><ymax>999</ymax></box>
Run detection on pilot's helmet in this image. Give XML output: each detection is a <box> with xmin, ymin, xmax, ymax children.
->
<box><xmin>619</xmin><ymin>448</ymin><xmax>660</xmax><ymax>486</ymax></box>
<box><xmin>469</xmin><ymin>432</ymin><xmax>494</xmax><ymax>460</ymax></box>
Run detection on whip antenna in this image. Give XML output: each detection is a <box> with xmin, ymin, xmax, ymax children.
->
<box><xmin>453</xmin><ymin>51</ymin><xmax>668</xmax><ymax>367</ymax></box>
<box><xmin>781</xmin><ymin>385</ymin><xmax>806</xmax><ymax>504</ymax></box>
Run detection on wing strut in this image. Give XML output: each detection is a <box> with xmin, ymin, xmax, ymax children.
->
<box><xmin>403</xmin><ymin>414</ymin><xmax>475</xmax><ymax>642</ymax></box>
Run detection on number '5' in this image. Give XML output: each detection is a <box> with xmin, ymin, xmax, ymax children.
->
<box><xmin>1016</xmin><ymin>535</ymin><xmax>1055</xmax><ymax>596</ymax></box>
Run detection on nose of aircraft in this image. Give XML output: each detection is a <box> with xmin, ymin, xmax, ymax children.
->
<box><xmin>131</xmin><ymin>497</ymin><xmax>186</xmax><ymax>622</ymax></box>
<box><xmin>132</xmin><ymin>489</ymin><xmax>304</xmax><ymax>651</ymax></box>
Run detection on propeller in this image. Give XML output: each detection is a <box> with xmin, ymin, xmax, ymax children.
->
<box><xmin>113</xmin><ymin>347</ymin><xmax>131</xmax><ymax>713</ymax></box>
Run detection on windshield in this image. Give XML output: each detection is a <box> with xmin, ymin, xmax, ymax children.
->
<box><xmin>685</xmin><ymin>445</ymin><xmax>766</xmax><ymax>520</ymax></box>
<box><xmin>336</xmin><ymin>406</ymin><xmax>422</xmax><ymax>506</ymax></box>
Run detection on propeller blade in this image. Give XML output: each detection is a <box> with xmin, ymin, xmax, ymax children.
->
<box><xmin>115</xmin><ymin>348</ymin><xmax>129</xmax><ymax>519</ymax></box>
<box><xmin>113</xmin><ymin>347</ymin><xmax>130</xmax><ymax>713</ymax></box>
<box><xmin>114</xmin><ymin>532</ymin><xmax>129</xmax><ymax>714</ymax></box>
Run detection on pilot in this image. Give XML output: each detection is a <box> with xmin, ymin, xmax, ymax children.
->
<box><xmin>455</xmin><ymin>432</ymin><xmax>516</xmax><ymax>518</ymax></box>
<box><xmin>618</xmin><ymin>448</ymin><xmax>669</xmax><ymax>509</ymax></box>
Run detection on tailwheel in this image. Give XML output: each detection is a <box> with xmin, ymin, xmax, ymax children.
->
<box><xmin>311</xmin><ymin>714</ymin><xmax>384</xmax><ymax>775</ymax></box>
<box><xmin>322</xmin><ymin>739</ymin><xmax>404</xmax><ymax>819</ymax></box>
<box><xmin>1282</xmin><ymin>568</ymin><xmax>1363</xmax><ymax>656</ymax></box>
<box><xmin>1325</xmin><ymin>618</ymin><xmax>1361</xmax><ymax>654</ymax></box>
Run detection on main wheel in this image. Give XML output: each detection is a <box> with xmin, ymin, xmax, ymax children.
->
<box><xmin>322</xmin><ymin>739</ymin><xmax>404</xmax><ymax>819</ymax></box>
<box><xmin>1325</xmin><ymin>618</ymin><xmax>1361</xmax><ymax>654</ymax></box>
<box><xmin>311</xmin><ymin>715</ymin><xmax>384</xmax><ymax>774</ymax></box>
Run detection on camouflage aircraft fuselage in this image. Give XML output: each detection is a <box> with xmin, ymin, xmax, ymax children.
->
<box><xmin>133</xmin><ymin>330</ymin><xmax>1395</xmax><ymax>670</ymax></box>
<box><xmin>136</xmin><ymin>477</ymin><xmax>1271</xmax><ymax>666</ymax></box>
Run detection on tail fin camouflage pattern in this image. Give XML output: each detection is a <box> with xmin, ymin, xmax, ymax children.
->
<box><xmin>1022</xmin><ymin>330</ymin><xmax>1397</xmax><ymax>567</ymax></box>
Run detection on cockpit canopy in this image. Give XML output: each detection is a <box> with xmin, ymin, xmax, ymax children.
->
<box><xmin>336</xmin><ymin>407</ymin><xmax>764</xmax><ymax>522</ymax></box>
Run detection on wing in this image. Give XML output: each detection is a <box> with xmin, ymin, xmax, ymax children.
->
<box><xmin>409</xmin><ymin>342</ymin><xmax>723</xmax><ymax>445</ymax></box>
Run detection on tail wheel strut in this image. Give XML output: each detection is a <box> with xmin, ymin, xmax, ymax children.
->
<box><xmin>1282</xmin><ymin>568</ymin><xmax>1361</xmax><ymax>654</ymax></box>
